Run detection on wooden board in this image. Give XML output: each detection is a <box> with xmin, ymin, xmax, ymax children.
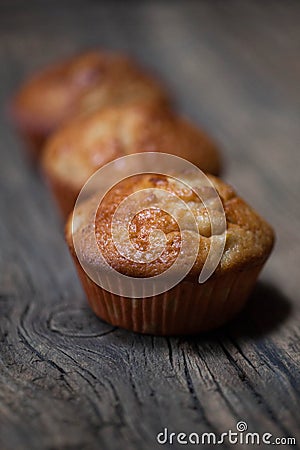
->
<box><xmin>0</xmin><ymin>1</ymin><xmax>299</xmax><ymax>449</ymax></box>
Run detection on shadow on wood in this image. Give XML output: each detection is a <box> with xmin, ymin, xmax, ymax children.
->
<box><xmin>173</xmin><ymin>281</ymin><xmax>292</xmax><ymax>345</ymax></box>
<box><xmin>227</xmin><ymin>281</ymin><xmax>292</xmax><ymax>339</ymax></box>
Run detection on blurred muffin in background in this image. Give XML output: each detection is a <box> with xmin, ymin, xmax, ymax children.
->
<box><xmin>42</xmin><ymin>102</ymin><xmax>222</xmax><ymax>217</ymax></box>
<box><xmin>10</xmin><ymin>50</ymin><xmax>170</xmax><ymax>160</ymax></box>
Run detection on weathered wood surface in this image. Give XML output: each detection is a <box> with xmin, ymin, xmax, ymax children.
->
<box><xmin>0</xmin><ymin>1</ymin><xmax>300</xmax><ymax>449</ymax></box>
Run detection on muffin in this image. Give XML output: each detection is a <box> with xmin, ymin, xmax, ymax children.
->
<box><xmin>65</xmin><ymin>172</ymin><xmax>274</xmax><ymax>335</ymax></box>
<box><xmin>10</xmin><ymin>50</ymin><xmax>170</xmax><ymax>160</ymax></box>
<box><xmin>42</xmin><ymin>102</ymin><xmax>221</xmax><ymax>218</ymax></box>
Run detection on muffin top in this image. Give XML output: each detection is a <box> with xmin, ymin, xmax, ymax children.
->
<box><xmin>11</xmin><ymin>51</ymin><xmax>169</xmax><ymax>134</ymax></box>
<box><xmin>43</xmin><ymin>102</ymin><xmax>221</xmax><ymax>192</ymax></box>
<box><xmin>67</xmin><ymin>172</ymin><xmax>274</xmax><ymax>280</ymax></box>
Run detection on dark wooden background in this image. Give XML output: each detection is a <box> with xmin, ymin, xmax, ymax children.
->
<box><xmin>0</xmin><ymin>1</ymin><xmax>300</xmax><ymax>449</ymax></box>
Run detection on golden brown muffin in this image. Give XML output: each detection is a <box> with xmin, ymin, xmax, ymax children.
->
<box><xmin>10</xmin><ymin>51</ymin><xmax>170</xmax><ymax>160</ymax></box>
<box><xmin>65</xmin><ymin>172</ymin><xmax>274</xmax><ymax>335</ymax></box>
<box><xmin>42</xmin><ymin>102</ymin><xmax>221</xmax><ymax>217</ymax></box>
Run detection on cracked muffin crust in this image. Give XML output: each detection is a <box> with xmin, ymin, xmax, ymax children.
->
<box><xmin>10</xmin><ymin>51</ymin><xmax>170</xmax><ymax>159</ymax></box>
<box><xmin>42</xmin><ymin>102</ymin><xmax>221</xmax><ymax>217</ymax></box>
<box><xmin>65</xmin><ymin>172</ymin><xmax>274</xmax><ymax>335</ymax></box>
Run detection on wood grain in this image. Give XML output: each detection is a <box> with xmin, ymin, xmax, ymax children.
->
<box><xmin>0</xmin><ymin>1</ymin><xmax>300</xmax><ymax>449</ymax></box>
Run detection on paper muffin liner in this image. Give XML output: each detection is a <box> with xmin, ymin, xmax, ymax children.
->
<box><xmin>42</xmin><ymin>169</ymin><xmax>78</xmax><ymax>219</ymax></box>
<box><xmin>70</xmin><ymin>248</ymin><xmax>262</xmax><ymax>335</ymax></box>
<box><xmin>20</xmin><ymin>129</ymin><xmax>45</xmax><ymax>161</ymax></box>
<box><xmin>11</xmin><ymin>117</ymin><xmax>46</xmax><ymax>162</ymax></box>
